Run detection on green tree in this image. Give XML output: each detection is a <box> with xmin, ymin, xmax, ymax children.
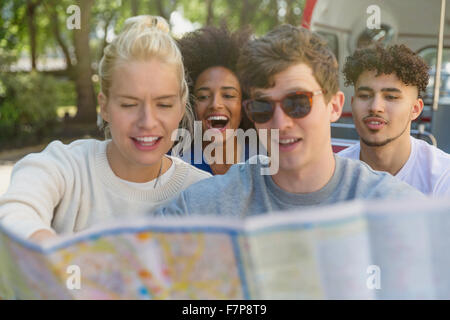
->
<box><xmin>71</xmin><ymin>0</ymin><xmax>97</xmax><ymax>123</ymax></box>
<box><xmin>1</xmin><ymin>0</ymin><xmax>306</xmax><ymax>131</ymax></box>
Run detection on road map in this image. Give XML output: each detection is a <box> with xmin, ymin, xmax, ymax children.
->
<box><xmin>1</xmin><ymin>197</ymin><xmax>450</xmax><ymax>299</ymax></box>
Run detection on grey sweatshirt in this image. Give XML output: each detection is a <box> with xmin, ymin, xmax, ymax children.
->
<box><xmin>154</xmin><ymin>155</ymin><xmax>424</xmax><ymax>217</ymax></box>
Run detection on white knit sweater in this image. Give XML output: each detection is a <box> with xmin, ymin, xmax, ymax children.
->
<box><xmin>0</xmin><ymin>139</ymin><xmax>211</xmax><ymax>239</ymax></box>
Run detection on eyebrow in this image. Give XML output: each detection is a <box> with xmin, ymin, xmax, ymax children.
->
<box><xmin>154</xmin><ymin>94</ymin><xmax>177</xmax><ymax>100</ymax></box>
<box><xmin>357</xmin><ymin>86</ymin><xmax>402</xmax><ymax>93</ymax></box>
<box><xmin>253</xmin><ymin>87</ymin><xmax>309</xmax><ymax>99</ymax></box>
<box><xmin>195</xmin><ymin>86</ymin><xmax>240</xmax><ymax>93</ymax></box>
<box><xmin>117</xmin><ymin>94</ymin><xmax>139</xmax><ymax>100</ymax></box>
<box><xmin>117</xmin><ymin>94</ymin><xmax>177</xmax><ymax>100</ymax></box>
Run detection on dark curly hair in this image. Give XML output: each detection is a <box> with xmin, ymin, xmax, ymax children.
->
<box><xmin>177</xmin><ymin>25</ymin><xmax>253</xmax><ymax>130</ymax></box>
<box><xmin>343</xmin><ymin>44</ymin><xmax>430</xmax><ymax>96</ymax></box>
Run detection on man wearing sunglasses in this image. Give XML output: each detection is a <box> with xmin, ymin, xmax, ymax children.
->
<box><xmin>339</xmin><ymin>44</ymin><xmax>450</xmax><ymax>196</ymax></box>
<box><xmin>154</xmin><ymin>25</ymin><xmax>422</xmax><ymax>218</ymax></box>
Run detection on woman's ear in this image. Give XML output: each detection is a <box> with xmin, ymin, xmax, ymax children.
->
<box><xmin>98</xmin><ymin>92</ymin><xmax>109</xmax><ymax>122</ymax></box>
<box><xmin>329</xmin><ymin>91</ymin><xmax>345</xmax><ymax>123</ymax></box>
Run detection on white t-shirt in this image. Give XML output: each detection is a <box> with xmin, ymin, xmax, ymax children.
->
<box><xmin>338</xmin><ymin>136</ymin><xmax>450</xmax><ymax>196</ymax></box>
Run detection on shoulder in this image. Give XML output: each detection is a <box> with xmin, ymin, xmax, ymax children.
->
<box><xmin>45</xmin><ymin>138</ymin><xmax>100</xmax><ymax>152</ymax></box>
<box><xmin>6</xmin><ymin>140</ymin><xmax>104</xmax><ymax>198</ymax></box>
<box><xmin>412</xmin><ymin>137</ymin><xmax>450</xmax><ymax>165</ymax></box>
<box><xmin>14</xmin><ymin>139</ymin><xmax>102</xmax><ymax>170</ymax></box>
<box><xmin>10</xmin><ymin>139</ymin><xmax>108</xmax><ymax>187</ymax></box>
<box><xmin>335</xmin><ymin>155</ymin><xmax>383</xmax><ymax>183</ymax></box>
<box><xmin>169</xmin><ymin>155</ymin><xmax>212</xmax><ymax>184</ymax></box>
<box><xmin>155</xmin><ymin>160</ymin><xmax>259</xmax><ymax>217</ymax></box>
<box><xmin>182</xmin><ymin>157</ymin><xmax>260</xmax><ymax>197</ymax></box>
<box><xmin>411</xmin><ymin>137</ymin><xmax>450</xmax><ymax>192</ymax></box>
<box><xmin>32</xmin><ymin>139</ymin><xmax>102</xmax><ymax>160</ymax></box>
<box><xmin>434</xmin><ymin>169</ymin><xmax>450</xmax><ymax>196</ymax></box>
<box><xmin>337</xmin><ymin>142</ymin><xmax>360</xmax><ymax>159</ymax></box>
<box><xmin>335</xmin><ymin>155</ymin><xmax>424</xmax><ymax>199</ymax></box>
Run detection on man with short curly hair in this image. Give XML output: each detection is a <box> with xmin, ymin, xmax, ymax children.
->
<box><xmin>340</xmin><ymin>44</ymin><xmax>450</xmax><ymax>196</ymax></box>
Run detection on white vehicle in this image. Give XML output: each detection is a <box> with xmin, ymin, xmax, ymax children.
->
<box><xmin>302</xmin><ymin>0</ymin><xmax>450</xmax><ymax>152</ymax></box>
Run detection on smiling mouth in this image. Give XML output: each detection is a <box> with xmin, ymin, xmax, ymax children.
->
<box><xmin>363</xmin><ymin>117</ymin><xmax>387</xmax><ymax>131</ymax></box>
<box><xmin>366</xmin><ymin>120</ymin><xmax>384</xmax><ymax>125</ymax></box>
<box><xmin>206</xmin><ymin>115</ymin><xmax>230</xmax><ymax>130</ymax></box>
<box><xmin>132</xmin><ymin>136</ymin><xmax>162</xmax><ymax>146</ymax></box>
<box><xmin>279</xmin><ymin>138</ymin><xmax>302</xmax><ymax>145</ymax></box>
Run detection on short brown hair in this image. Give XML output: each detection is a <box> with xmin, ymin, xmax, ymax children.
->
<box><xmin>343</xmin><ymin>44</ymin><xmax>430</xmax><ymax>96</ymax></box>
<box><xmin>237</xmin><ymin>24</ymin><xmax>339</xmax><ymax>101</ymax></box>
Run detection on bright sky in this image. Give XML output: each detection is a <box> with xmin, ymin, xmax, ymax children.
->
<box><xmin>98</xmin><ymin>9</ymin><xmax>201</xmax><ymax>42</ymax></box>
<box><xmin>170</xmin><ymin>10</ymin><xmax>201</xmax><ymax>38</ymax></box>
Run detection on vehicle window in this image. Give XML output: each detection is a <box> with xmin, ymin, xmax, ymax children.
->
<box><xmin>355</xmin><ymin>23</ymin><xmax>396</xmax><ymax>49</ymax></box>
<box><xmin>317</xmin><ymin>31</ymin><xmax>339</xmax><ymax>61</ymax></box>
<box><xmin>418</xmin><ymin>47</ymin><xmax>450</xmax><ymax>106</ymax></box>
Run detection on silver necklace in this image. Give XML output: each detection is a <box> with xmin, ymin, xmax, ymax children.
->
<box><xmin>153</xmin><ymin>158</ymin><xmax>163</xmax><ymax>189</ymax></box>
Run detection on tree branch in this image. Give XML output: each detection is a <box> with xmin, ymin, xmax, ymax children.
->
<box><xmin>26</xmin><ymin>0</ymin><xmax>43</xmax><ymax>70</ymax></box>
<box><xmin>205</xmin><ymin>0</ymin><xmax>215</xmax><ymax>26</ymax></box>
<box><xmin>47</xmin><ymin>4</ymin><xmax>73</xmax><ymax>72</ymax></box>
<box><xmin>155</xmin><ymin>0</ymin><xmax>169</xmax><ymax>20</ymax></box>
<box><xmin>240</xmin><ymin>0</ymin><xmax>258</xmax><ymax>28</ymax></box>
<box><xmin>131</xmin><ymin>0</ymin><xmax>140</xmax><ymax>16</ymax></box>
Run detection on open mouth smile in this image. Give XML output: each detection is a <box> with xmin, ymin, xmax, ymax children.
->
<box><xmin>205</xmin><ymin>114</ymin><xmax>230</xmax><ymax>131</ymax></box>
<box><xmin>277</xmin><ymin>137</ymin><xmax>303</xmax><ymax>152</ymax></box>
<box><xmin>131</xmin><ymin>136</ymin><xmax>163</xmax><ymax>150</ymax></box>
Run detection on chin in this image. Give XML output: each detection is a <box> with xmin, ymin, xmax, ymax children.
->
<box><xmin>134</xmin><ymin>156</ymin><xmax>163</xmax><ymax>167</ymax></box>
<box><xmin>278</xmin><ymin>156</ymin><xmax>304</xmax><ymax>173</ymax></box>
<box><xmin>131</xmin><ymin>146</ymin><xmax>166</xmax><ymax>163</ymax></box>
<box><xmin>361</xmin><ymin>136</ymin><xmax>390</xmax><ymax>147</ymax></box>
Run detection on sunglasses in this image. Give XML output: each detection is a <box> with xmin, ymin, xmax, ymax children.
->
<box><xmin>243</xmin><ymin>90</ymin><xmax>325</xmax><ymax>123</ymax></box>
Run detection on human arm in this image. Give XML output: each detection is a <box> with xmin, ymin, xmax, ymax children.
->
<box><xmin>0</xmin><ymin>142</ymin><xmax>68</xmax><ymax>239</ymax></box>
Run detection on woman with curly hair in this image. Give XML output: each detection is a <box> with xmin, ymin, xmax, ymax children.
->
<box><xmin>176</xmin><ymin>26</ymin><xmax>254</xmax><ymax>175</ymax></box>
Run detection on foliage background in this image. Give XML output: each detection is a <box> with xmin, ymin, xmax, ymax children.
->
<box><xmin>0</xmin><ymin>0</ymin><xmax>305</xmax><ymax>149</ymax></box>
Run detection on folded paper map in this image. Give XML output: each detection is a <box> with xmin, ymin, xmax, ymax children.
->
<box><xmin>1</xmin><ymin>197</ymin><xmax>449</xmax><ymax>299</ymax></box>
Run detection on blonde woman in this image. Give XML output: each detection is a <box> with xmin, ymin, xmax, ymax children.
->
<box><xmin>0</xmin><ymin>16</ymin><xmax>211</xmax><ymax>243</ymax></box>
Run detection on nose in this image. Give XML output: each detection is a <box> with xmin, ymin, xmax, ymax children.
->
<box><xmin>270</xmin><ymin>102</ymin><xmax>293</xmax><ymax>130</ymax></box>
<box><xmin>210</xmin><ymin>93</ymin><xmax>225</xmax><ymax>110</ymax></box>
<box><xmin>368</xmin><ymin>93</ymin><xmax>385</xmax><ymax>114</ymax></box>
<box><xmin>137</xmin><ymin>103</ymin><xmax>158</xmax><ymax>129</ymax></box>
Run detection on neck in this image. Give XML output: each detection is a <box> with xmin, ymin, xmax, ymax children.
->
<box><xmin>203</xmin><ymin>136</ymin><xmax>240</xmax><ymax>175</ymax></box>
<box><xmin>359</xmin><ymin>133</ymin><xmax>411</xmax><ymax>176</ymax></box>
<box><xmin>272</xmin><ymin>147</ymin><xmax>336</xmax><ymax>193</ymax></box>
<box><xmin>107</xmin><ymin>142</ymin><xmax>168</xmax><ymax>183</ymax></box>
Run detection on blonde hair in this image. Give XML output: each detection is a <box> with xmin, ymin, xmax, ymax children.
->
<box><xmin>98</xmin><ymin>15</ymin><xmax>193</xmax><ymax>137</ymax></box>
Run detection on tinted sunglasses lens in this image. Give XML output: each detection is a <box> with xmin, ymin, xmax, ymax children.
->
<box><xmin>247</xmin><ymin>100</ymin><xmax>273</xmax><ymax>123</ymax></box>
<box><xmin>283</xmin><ymin>94</ymin><xmax>311</xmax><ymax>118</ymax></box>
